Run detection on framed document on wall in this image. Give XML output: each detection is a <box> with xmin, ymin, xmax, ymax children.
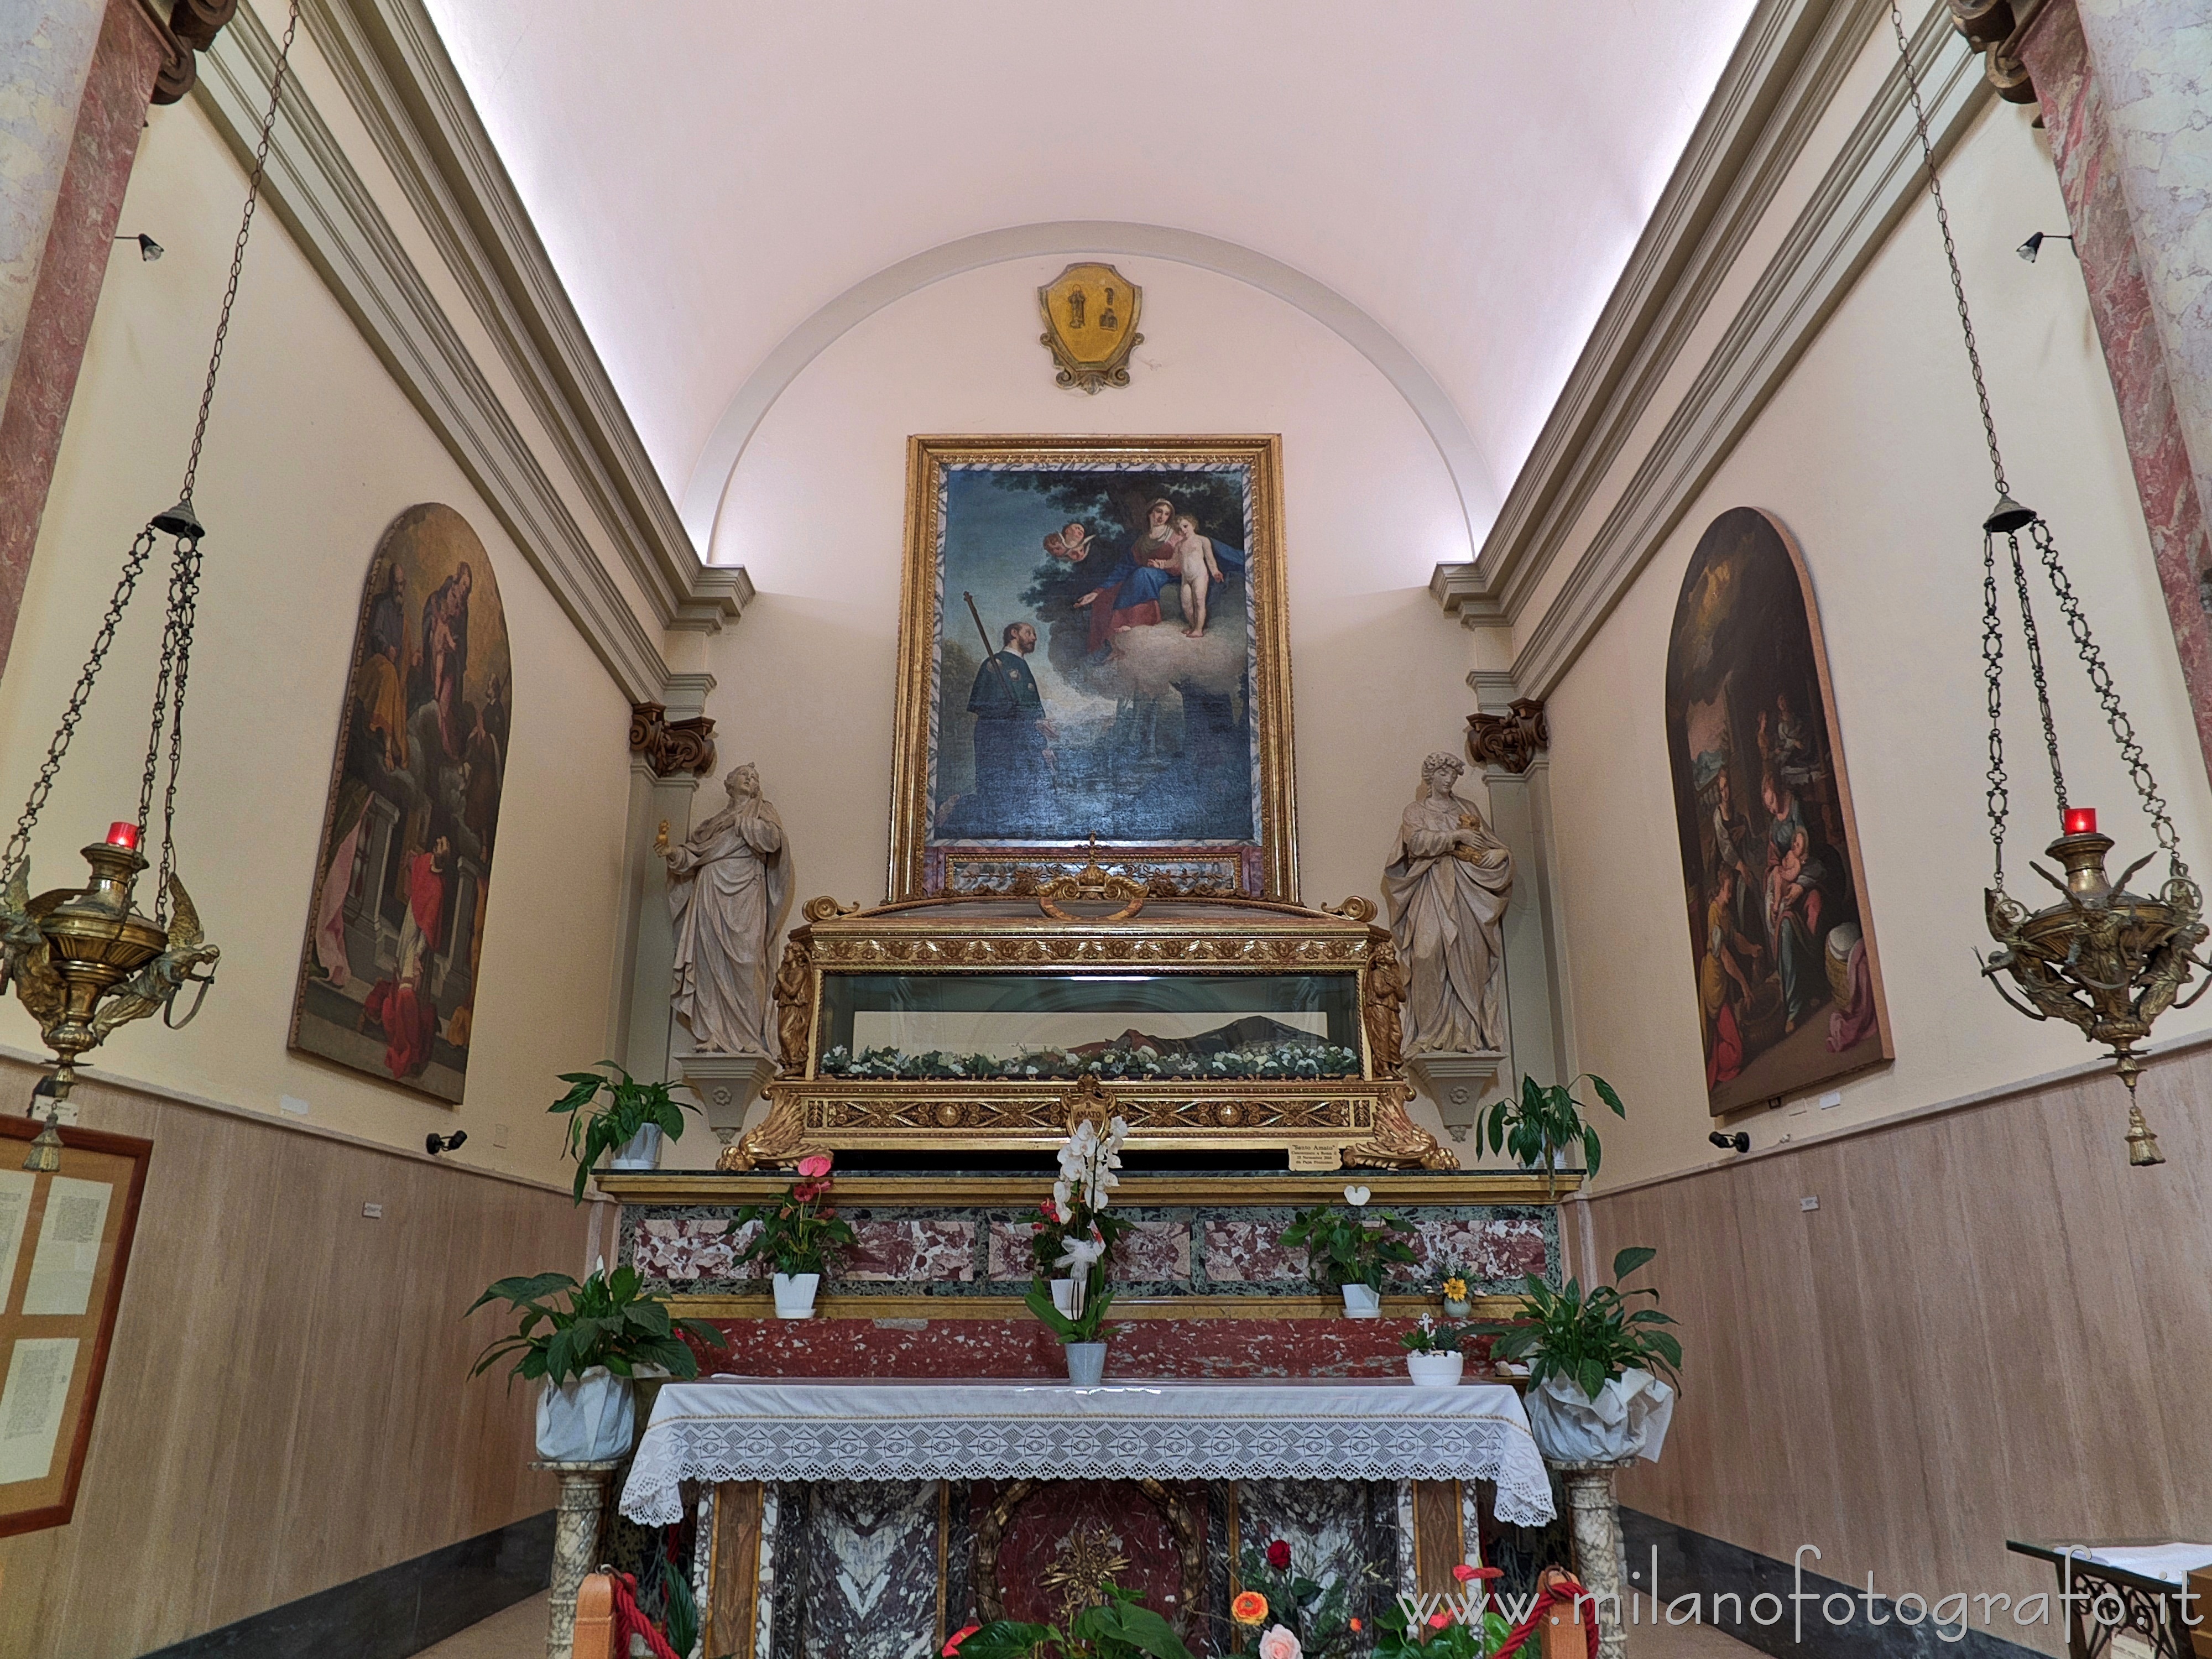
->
<box><xmin>0</xmin><ymin>1117</ymin><xmax>151</xmax><ymax>1537</ymax></box>
<box><xmin>889</xmin><ymin>435</ymin><xmax>1297</xmax><ymax>902</ymax></box>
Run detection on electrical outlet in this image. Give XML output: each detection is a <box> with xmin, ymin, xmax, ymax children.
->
<box><xmin>1818</xmin><ymin>1090</ymin><xmax>1843</xmax><ymax>1109</ymax></box>
<box><xmin>492</xmin><ymin>1123</ymin><xmax>510</xmax><ymax>1149</ymax></box>
<box><xmin>362</xmin><ymin>1202</ymin><xmax>384</xmax><ymax>1219</ymax></box>
<box><xmin>1800</xmin><ymin>1196</ymin><xmax>1819</xmax><ymax>1212</ymax></box>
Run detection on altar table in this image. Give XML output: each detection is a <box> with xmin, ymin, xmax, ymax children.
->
<box><xmin>620</xmin><ymin>1375</ymin><xmax>1556</xmax><ymax>1528</ymax></box>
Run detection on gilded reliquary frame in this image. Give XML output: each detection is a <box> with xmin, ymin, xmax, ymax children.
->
<box><xmin>890</xmin><ymin>435</ymin><xmax>1296</xmax><ymax>903</ymax></box>
<box><xmin>724</xmin><ymin>897</ymin><xmax>1451</xmax><ymax>1172</ymax></box>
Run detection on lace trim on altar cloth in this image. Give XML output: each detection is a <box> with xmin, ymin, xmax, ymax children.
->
<box><xmin>619</xmin><ymin>1388</ymin><xmax>1557</xmax><ymax>1528</ymax></box>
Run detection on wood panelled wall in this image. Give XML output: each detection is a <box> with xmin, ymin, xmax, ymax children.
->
<box><xmin>1574</xmin><ymin>1042</ymin><xmax>2212</xmax><ymax>1659</ymax></box>
<box><xmin>0</xmin><ymin>1056</ymin><xmax>593</xmax><ymax>1659</ymax></box>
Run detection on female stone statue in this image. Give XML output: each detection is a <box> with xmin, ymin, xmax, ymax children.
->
<box><xmin>659</xmin><ymin>763</ymin><xmax>793</xmax><ymax>1054</ymax></box>
<box><xmin>1383</xmin><ymin>752</ymin><xmax>1514</xmax><ymax>1054</ymax></box>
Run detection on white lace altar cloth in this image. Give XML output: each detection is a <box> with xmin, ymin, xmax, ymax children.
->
<box><xmin>620</xmin><ymin>1377</ymin><xmax>1554</xmax><ymax>1527</ymax></box>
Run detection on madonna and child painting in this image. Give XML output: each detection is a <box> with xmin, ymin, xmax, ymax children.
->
<box><xmin>1665</xmin><ymin>507</ymin><xmax>1891</xmax><ymax>1114</ymax></box>
<box><xmin>290</xmin><ymin>503</ymin><xmax>510</xmax><ymax>1102</ymax></box>
<box><xmin>891</xmin><ymin>437</ymin><xmax>1295</xmax><ymax>900</ymax></box>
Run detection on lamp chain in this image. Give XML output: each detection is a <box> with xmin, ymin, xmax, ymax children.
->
<box><xmin>1</xmin><ymin>2</ymin><xmax>297</xmax><ymax>915</ymax></box>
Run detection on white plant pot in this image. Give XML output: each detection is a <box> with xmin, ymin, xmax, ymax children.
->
<box><xmin>1526</xmin><ymin>1368</ymin><xmax>1677</xmax><ymax>1464</ymax></box>
<box><xmin>535</xmin><ymin>1368</ymin><xmax>634</xmax><ymax>1462</ymax></box>
<box><xmin>608</xmin><ymin>1123</ymin><xmax>664</xmax><ymax>1171</ymax></box>
<box><xmin>771</xmin><ymin>1272</ymin><xmax>820</xmax><ymax>1319</ymax></box>
<box><xmin>1340</xmin><ymin>1284</ymin><xmax>1382</xmax><ymax>1318</ymax></box>
<box><xmin>1064</xmin><ymin>1342</ymin><xmax>1107</xmax><ymax>1386</ymax></box>
<box><xmin>1443</xmin><ymin>1299</ymin><xmax>1472</xmax><ymax>1319</ymax></box>
<box><xmin>1406</xmin><ymin>1351</ymin><xmax>1465</xmax><ymax>1387</ymax></box>
<box><xmin>1050</xmin><ymin>1278</ymin><xmax>1079</xmax><ymax>1318</ymax></box>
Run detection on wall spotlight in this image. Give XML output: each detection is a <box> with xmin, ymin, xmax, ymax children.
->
<box><xmin>425</xmin><ymin>1130</ymin><xmax>467</xmax><ymax>1156</ymax></box>
<box><xmin>1708</xmin><ymin>1130</ymin><xmax>1750</xmax><ymax>1154</ymax></box>
<box><xmin>2016</xmin><ymin>231</ymin><xmax>2074</xmax><ymax>263</ymax></box>
<box><xmin>113</xmin><ymin>232</ymin><xmax>163</xmax><ymax>261</ymax></box>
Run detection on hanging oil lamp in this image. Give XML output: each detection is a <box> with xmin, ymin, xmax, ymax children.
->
<box><xmin>0</xmin><ymin>4</ymin><xmax>301</xmax><ymax>1166</ymax></box>
<box><xmin>1888</xmin><ymin>4</ymin><xmax>2208</xmax><ymax>1165</ymax></box>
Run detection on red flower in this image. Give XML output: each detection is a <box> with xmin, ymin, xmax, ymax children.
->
<box><xmin>1452</xmin><ymin>1563</ymin><xmax>1479</xmax><ymax>1583</ymax></box>
<box><xmin>1266</xmin><ymin>1539</ymin><xmax>1292</xmax><ymax>1571</ymax></box>
<box><xmin>1469</xmin><ymin>1567</ymin><xmax>1504</xmax><ymax>1582</ymax></box>
<box><xmin>1428</xmin><ymin>1610</ymin><xmax>1455</xmax><ymax>1630</ymax></box>
<box><xmin>943</xmin><ymin>1624</ymin><xmax>980</xmax><ymax>1656</ymax></box>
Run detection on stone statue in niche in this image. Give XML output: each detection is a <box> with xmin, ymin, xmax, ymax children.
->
<box><xmin>1383</xmin><ymin>752</ymin><xmax>1513</xmax><ymax>1054</ymax></box>
<box><xmin>658</xmin><ymin>763</ymin><xmax>794</xmax><ymax>1054</ymax></box>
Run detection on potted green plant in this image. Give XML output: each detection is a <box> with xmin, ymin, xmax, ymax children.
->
<box><xmin>1279</xmin><ymin>1184</ymin><xmax>1417</xmax><ymax>1316</ymax></box>
<box><xmin>549</xmin><ymin>1062</ymin><xmax>700</xmax><ymax>1199</ymax></box>
<box><xmin>1477</xmin><ymin>1245</ymin><xmax>1682</xmax><ymax>1464</ymax></box>
<box><xmin>728</xmin><ymin>1153</ymin><xmax>855</xmax><ymax>1317</ymax></box>
<box><xmin>1399</xmin><ymin>1313</ymin><xmax>1466</xmax><ymax>1387</ymax></box>
<box><xmin>1437</xmin><ymin>1262</ymin><xmax>1473</xmax><ymax>1319</ymax></box>
<box><xmin>467</xmin><ymin>1262</ymin><xmax>726</xmax><ymax>1461</ymax></box>
<box><xmin>1479</xmin><ymin>1073</ymin><xmax>1625</xmax><ymax>1196</ymax></box>
<box><xmin>946</xmin><ymin>1580</ymin><xmax>1194</xmax><ymax>1659</ymax></box>
<box><xmin>1032</xmin><ymin>1115</ymin><xmax>1131</xmax><ymax>1319</ymax></box>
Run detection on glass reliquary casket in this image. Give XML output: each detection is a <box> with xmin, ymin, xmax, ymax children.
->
<box><xmin>720</xmin><ymin>889</ymin><xmax>1454</xmax><ymax>1172</ymax></box>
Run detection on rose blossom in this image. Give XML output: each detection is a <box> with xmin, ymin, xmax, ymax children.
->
<box><xmin>1258</xmin><ymin>1625</ymin><xmax>1302</xmax><ymax>1659</ymax></box>
<box><xmin>1266</xmin><ymin>1539</ymin><xmax>1292</xmax><ymax>1571</ymax></box>
<box><xmin>1232</xmin><ymin>1590</ymin><xmax>1269</xmax><ymax>1625</ymax></box>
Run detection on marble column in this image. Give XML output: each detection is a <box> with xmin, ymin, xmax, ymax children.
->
<box><xmin>2018</xmin><ymin>3</ymin><xmax>2212</xmax><ymax>779</ymax></box>
<box><xmin>534</xmin><ymin>1459</ymin><xmax>623</xmax><ymax>1659</ymax></box>
<box><xmin>1554</xmin><ymin>1460</ymin><xmax>1634</xmax><ymax>1659</ymax></box>
<box><xmin>0</xmin><ymin>0</ymin><xmax>165</xmax><ymax>680</ymax></box>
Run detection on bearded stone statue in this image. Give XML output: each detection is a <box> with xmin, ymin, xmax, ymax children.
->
<box><xmin>660</xmin><ymin>763</ymin><xmax>793</xmax><ymax>1055</ymax></box>
<box><xmin>1382</xmin><ymin>752</ymin><xmax>1514</xmax><ymax>1054</ymax></box>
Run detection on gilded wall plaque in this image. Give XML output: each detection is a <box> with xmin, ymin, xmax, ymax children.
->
<box><xmin>1039</xmin><ymin>263</ymin><xmax>1143</xmax><ymax>392</ymax></box>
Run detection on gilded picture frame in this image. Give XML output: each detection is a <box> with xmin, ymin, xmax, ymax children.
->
<box><xmin>889</xmin><ymin>435</ymin><xmax>1296</xmax><ymax>902</ymax></box>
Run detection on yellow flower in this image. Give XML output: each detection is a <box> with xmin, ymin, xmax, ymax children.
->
<box><xmin>1442</xmin><ymin>1277</ymin><xmax>1468</xmax><ymax>1301</ymax></box>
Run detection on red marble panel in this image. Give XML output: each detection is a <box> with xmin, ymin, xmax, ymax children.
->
<box><xmin>983</xmin><ymin>1480</ymin><xmax>1206</xmax><ymax>1649</ymax></box>
<box><xmin>690</xmin><ymin>1314</ymin><xmax>1437</xmax><ymax>1380</ymax></box>
<box><xmin>1412</xmin><ymin>1218</ymin><xmax>1548</xmax><ymax>1282</ymax></box>
<box><xmin>635</xmin><ymin>1215</ymin><xmax>754</xmax><ymax>1280</ymax></box>
<box><xmin>2022</xmin><ymin>0</ymin><xmax>2212</xmax><ymax>781</ymax></box>
<box><xmin>847</xmin><ymin>1217</ymin><xmax>976</xmax><ymax>1281</ymax></box>
<box><xmin>987</xmin><ymin>1218</ymin><xmax>1044</xmax><ymax>1281</ymax></box>
<box><xmin>1110</xmin><ymin>1220</ymin><xmax>1193</xmax><ymax>1282</ymax></box>
<box><xmin>1199</xmin><ymin>1220</ymin><xmax>1309</xmax><ymax>1283</ymax></box>
<box><xmin>0</xmin><ymin>0</ymin><xmax>163</xmax><ymax>679</ymax></box>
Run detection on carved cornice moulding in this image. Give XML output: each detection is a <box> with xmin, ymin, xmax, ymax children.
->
<box><xmin>629</xmin><ymin>702</ymin><xmax>718</xmax><ymax>778</ymax></box>
<box><xmin>1429</xmin><ymin>2</ymin><xmax>1991</xmax><ymax>702</ymax></box>
<box><xmin>191</xmin><ymin>1</ymin><xmax>750</xmax><ymax>706</ymax></box>
<box><xmin>135</xmin><ymin>0</ymin><xmax>237</xmax><ymax>105</ymax></box>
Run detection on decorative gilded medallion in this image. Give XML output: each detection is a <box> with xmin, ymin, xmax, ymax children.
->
<box><xmin>1039</xmin><ymin>263</ymin><xmax>1143</xmax><ymax>392</ymax></box>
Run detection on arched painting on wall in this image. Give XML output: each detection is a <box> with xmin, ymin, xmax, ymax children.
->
<box><xmin>288</xmin><ymin>503</ymin><xmax>511</xmax><ymax>1102</ymax></box>
<box><xmin>1664</xmin><ymin>507</ymin><xmax>1891</xmax><ymax>1114</ymax></box>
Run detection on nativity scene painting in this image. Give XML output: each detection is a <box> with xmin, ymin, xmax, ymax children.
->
<box><xmin>290</xmin><ymin>502</ymin><xmax>512</xmax><ymax>1102</ymax></box>
<box><xmin>1664</xmin><ymin>505</ymin><xmax>1891</xmax><ymax>1114</ymax></box>
<box><xmin>892</xmin><ymin>436</ymin><xmax>1295</xmax><ymax>901</ymax></box>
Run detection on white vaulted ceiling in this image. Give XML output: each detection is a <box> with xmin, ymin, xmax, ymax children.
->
<box><xmin>424</xmin><ymin>0</ymin><xmax>1757</xmax><ymax>564</ymax></box>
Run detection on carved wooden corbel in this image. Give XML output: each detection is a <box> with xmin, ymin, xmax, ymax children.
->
<box><xmin>628</xmin><ymin>702</ymin><xmax>718</xmax><ymax>778</ymax></box>
<box><xmin>1465</xmin><ymin>698</ymin><xmax>1550</xmax><ymax>774</ymax></box>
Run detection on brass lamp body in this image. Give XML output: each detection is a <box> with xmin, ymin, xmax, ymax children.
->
<box><xmin>1984</xmin><ymin>829</ymin><xmax>2209</xmax><ymax>1165</ymax></box>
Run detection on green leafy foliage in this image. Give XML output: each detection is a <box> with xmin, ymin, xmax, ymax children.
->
<box><xmin>728</xmin><ymin>1159</ymin><xmax>857</xmax><ymax>1276</ymax></box>
<box><xmin>1372</xmin><ymin>1597</ymin><xmax>1512</xmax><ymax>1658</ymax></box>
<box><xmin>952</xmin><ymin>1582</ymin><xmax>1196</xmax><ymax>1659</ymax></box>
<box><xmin>1480</xmin><ymin>1074</ymin><xmax>1624</xmax><ymax>1190</ymax></box>
<box><xmin>1397</xmin><ymin>1314</ymin><xmax>1468</xmax><ymax>1354</ymax></box>
<box><xmin>1475</xmin><ymin>1245</ymin><xmax>1682</xmax><ymax>1401</ymax></box>
<box><xmin>465</xmin><ymin>1264</ymin><xmax>726</xmax><ymax>1389</ymax></box>
<box><xmin>1025</xmin><ymin>1277</ymin><xmax>1115</xmax><ymax>1343</ymax></box>
<box><xmin>549</xmin><ymin>1063</ymin><xmax>697</xmax><ymax>1203</ymax></box>
<box><xmin>1279</xmin><ymin>1202</ymin><xmax>1417</xmax><ymax>1292</ymax></box>
<box><xmin>1231</xmin><ymin>1540</ymin><xmax>1366</xmax><ymax>1658</ymax></box>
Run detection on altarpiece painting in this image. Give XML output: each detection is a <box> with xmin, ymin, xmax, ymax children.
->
<box><xmin>289</xmin><ymin>503</ymin><xmax>511</xmax><ymax>1102</ymax></box>
<box><xmin>889</xmin><ymin>436</ymin><xmax>1295</xmax><ymax>901</ymax></box>
<box><xmin>1664</xmin><ymin>507</ymin><xmax>1891</xmax><ymax>1114</ymax></box>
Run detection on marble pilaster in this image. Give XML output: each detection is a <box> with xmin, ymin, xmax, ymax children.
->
<box><xmin>2020</xmin><ymin>3</ymin><xmax>2212</xmax><ymax>779</ymax></box>
<box><xmin>1555</xmin><ymin>1460</ymin><xmax>1635</xmax><ymax>1659</ymax></box>
<box><xmin>0</xmin><ymin>0</ymin><xmax>163</xmax><ymax>681</ymax></box>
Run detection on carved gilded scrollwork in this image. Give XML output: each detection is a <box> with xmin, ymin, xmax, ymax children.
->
<box><xmin>718</xmin><ymin>1090</ymin><xmax>808</xmax><ymax>1171</ymax></box>
<box><xmin>1364</xmin><ymin>936</ymin><xmax>1408</xmax><ymax>1077</ymax></box>
<box><xmin>771</xmin><ymin>932</ymin><xmax>814</xmax><ymax>1075</ymax></box>
<box><xmin>974</xmin><ymin>1478</ymin><xmax>1202</xmax><ymax>1642</ymax></box>
<box><xmin>1343</xmin><ymin>1087</ymin><xmax>1459</xmax><ymax>1171</ymax></box>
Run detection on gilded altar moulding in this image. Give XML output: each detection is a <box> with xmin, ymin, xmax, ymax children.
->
<box><xmin>721</xmin><ymin>891</ymin><xmax>1453</xmax><ymax>1173</ymax></box>
<box><xmin>1038</xmin><ymin>263</ymin><xmax>1144</xmax><ymax>393</ymax></box>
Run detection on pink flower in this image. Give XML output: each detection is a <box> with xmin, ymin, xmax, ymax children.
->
<box><xmin>942</xmin><ymin>1625</ymin><xmax>980</xmax><ymax>1656</ymax></box>
<box><xmin>796</xmin><ymin>1154</ymin><xmax>833</xmax><ymax>1180</ymax></box>
<box><xmin>1452</xmin><ymin>1563</ymin><xmax>1479</xmax><ymax>1583</ymax></box>
<box><xmin>1258</xmin><ymin>1625</ymin><xmax>1303</xmax><ymax>1659</ymax></box>
<box><xmin>1428</xmin><ymin>1610</ymin><xmax>1455</xmax><ymax>1630</ymax></box>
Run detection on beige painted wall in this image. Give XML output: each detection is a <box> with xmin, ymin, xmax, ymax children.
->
<box><xmin>0</xmin><ymin>95</ymin><xmax>633</xmax><ymax>1189</ymax></box>
<box><xmin>1542</xmin><ymin>91</ymin><xmax>2212</xmax><ymax>1189</ymax></box>
<box><xmin>703</xmin><ymin>255</ymin><xmax>1488</xmax><ymax>963</ymax></box>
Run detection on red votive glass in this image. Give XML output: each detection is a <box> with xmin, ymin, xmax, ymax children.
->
<box><xmin>105</xmin><ymin>821</ymin><xmax>139</xmax><ymax>849</ymax></box>
<box><xmin>2063</xmin><ymin>807</ymin><xmax>2098</xmax><ymax>836</ymax></box>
